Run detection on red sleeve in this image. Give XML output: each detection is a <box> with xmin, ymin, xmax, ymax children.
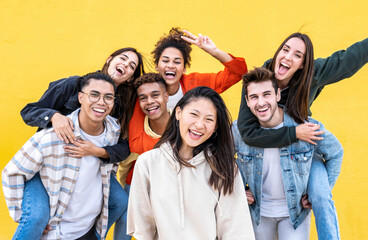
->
<box><xmin>181</xmin><ymin>54</ymin><xmax>247</xmax><ymax>94</ymax></box>
<box><xmin>128</xmin><ymin>99</ymin><xmax>146</xmax><ymax>154</ymax></box>
<box><xmin>128</xmin><ymin>99</ymin><xmax>161</xmax><ymax>155</ymax></box>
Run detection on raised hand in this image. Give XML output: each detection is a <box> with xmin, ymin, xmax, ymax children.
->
<box><xmin>181</xmin><ymin>30</ymin><xmax>232</xmax><ymax>63</ymax></box>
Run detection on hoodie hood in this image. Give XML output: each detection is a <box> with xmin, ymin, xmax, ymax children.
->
<box><xmin>159</xmin><ymin>142</ymin><xmax>223</xmax><ymax>230</ymax></box>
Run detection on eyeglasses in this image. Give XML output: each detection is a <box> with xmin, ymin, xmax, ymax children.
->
<box><xmin>81</xmin><ymin>91</ymin><xmax>115</xmax><ymax>105</ymax></box>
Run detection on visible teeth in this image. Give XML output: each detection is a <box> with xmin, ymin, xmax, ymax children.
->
<box><xmin>93</xmin><ymin>108</ymin><xmax>106</xmax><ymax>113</ymax></box>
<box><xmin>165</xmin><ymin>71</ymin><xmax>175</xmax><ymax>76</ymax></box>
<box><xmin>258</xmin><ymin>107</ymin><xmax>268</xmax><ymax>112</ymax></box>
<box><xmin>190</xmin><ymin>130</ymin><xmax>203</xmax><ymax>136</ymax></box>
<box><xmin>281</xmin><ymin>62</ymin><xmax>290</xmax><ymax>68</ymax></box>
<box><xmin>148</xmin><ymin>106</ymin><xmax>158</xmax><ymax>111</ymax></box>
<box><xmin>117</xmin><ymin>67</ymin><xmax>125</xmax><ymax>74</ymax></box>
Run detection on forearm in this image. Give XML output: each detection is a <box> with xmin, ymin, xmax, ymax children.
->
<box><xmin>207</xmin><ymin>48</ymin><xmax>233</xmax><ymax>63</ymax></box>
<box><xmin>100</xmin><ymin>139</ymin><xmax>130</xmax><ymax>164</ymax></box>
<box><xmin>21</xmin><ymin>104</ymin><xmax>58</xmax><ymax>129</ymax></box>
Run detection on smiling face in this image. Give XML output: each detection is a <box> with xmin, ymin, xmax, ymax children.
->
<box><xmin>137</xmin><ymin>82</ymin><xmax>169</xmax><ymax>121</ymax></box>
<box><xmin>78</xmin><ymin>79</ymin><xmax>115</xmax><ymax>125</ymax></box>
<box><xmin>246</xmin><ymin>80</ymin><xmax>282</xmax><ymax>128</ymax></box>
<box><xmin>175</xmin><ymin>98</ymin><xmax>217</xmax><ymax>158</ymax></box>
<box><xmin>107</xmin><ymin>51</ymin><xmax>139</xmax><ymax>86</ymax></box>
<box><xmin>156</xmin><ymin>47</ymin><xmax>186</xmax><ymax>94</ymax></box>
<box><xmin>274</xmin><ymin>37</ymin><xmax>306</xmax><ymax>89</ymax></box>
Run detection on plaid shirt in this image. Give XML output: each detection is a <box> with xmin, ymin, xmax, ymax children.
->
<box><xmin>2</xmin><ymin>109</ymin><xmax>120</xmax><ymax>239</ymax></box>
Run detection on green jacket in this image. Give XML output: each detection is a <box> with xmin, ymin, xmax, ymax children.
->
<box><xmin>237</xmin><ymin>38</ymin><xmax>368</xmax><ymax>148</ymax></box>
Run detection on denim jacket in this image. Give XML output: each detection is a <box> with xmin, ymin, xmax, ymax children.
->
<box><xmin>20</xmin><ymin>75</ymin><xmax>130</xmax><ymax>164</ymax></box>
<box><xmin>232</xmin><ymin>111</ymin><xmax>343</xmax><ymax>229</ymax></box>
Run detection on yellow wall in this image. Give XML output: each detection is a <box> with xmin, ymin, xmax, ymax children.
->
<box><xmin>1</xmin><ymin>0</ymin><xmax>367</xmax><ymax>239</ymax></box>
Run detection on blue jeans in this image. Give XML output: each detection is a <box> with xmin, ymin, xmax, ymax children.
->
<box><xmin>308</xmin><ymin>154</ymin><xmax>340</xmax><ymax>240</ymax></box>
<box><xmin>113</xmin><ymin>184</ymin><xmax>131</xmax><ymax>240</ymax></box>
<box><xmin>13</xmin><ymin>173</ymin><xmax>127</xmax><ymax>239</ymax></box>
<box><xmin>12</xmin><ymin>173</ymin><xmax>50</xmax><ymax>240</ymax></box>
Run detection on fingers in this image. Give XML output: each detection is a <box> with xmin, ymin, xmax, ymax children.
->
<box><xmin>43</xmin><ymin>224</ymin><xmax>53</xmax><ymax>234</ymax></box>
<box><xmin>181</xmin><ymin>35</ymin><xmax>196</xmax><ymax>44</ymax></box>
<box><xmin>51</xmin><ymin>114</ymin><xmax>75</xmax><ymax>144</ymax></box>
<box><xmin>55</xmin><ymin>129</ymin><xmax>71</xmax><ymax>144</ymax></box>
<box><xmin>183</xmin><ymin>29</ymin><xmax>197</xmax><ymax>39</ymax></box>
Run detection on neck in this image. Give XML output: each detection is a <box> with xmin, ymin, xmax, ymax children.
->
<box><xmin>260</xmin><ymin>107</ymin><xmax>284</xmax><ymax>129</ymax></box>
<box><xmin>78</xmin><ymin>113</ymin><xmax>105</xmax><ymax>136</ymax></box>
<box><xmin>179</xmin><ymin>145</ymin><xmax>193</xmax><ymax>160</ymax></box>
<box><xmin>277</xmin><ymin>79</ymin><xmax>291</xmax><ymax>90</ymax></box>
<box><xmin>148</xmin><ymin>111</ymin><xmax>170</xmax><ymax>135</ymax></box>
<box><xmin>167</xmin><ymin>83</ymin><xmax>180</xmax><ymax>96</ymax></box>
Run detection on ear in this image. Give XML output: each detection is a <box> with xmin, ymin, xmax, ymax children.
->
<box><xmin>106</xmin><ymin>56</ymin><xmax>112</xmax><ymax>65</ymax></box>
<box><xmin>78</xmin><ymin>92</ymin><xmax>84</xmax><ymax>104</ymax></box>
<box><xmin>183</xmin><ymin>68</ymin><xmax>186</xmax><ymax>74</ymax></box>
<box><xmin>245</xmin><ymin>95</ymin><xmax>250</xmax><ymax>108</ymax></box>
<box><xmin>276</xmin><ymin>88</ymin><xmax>281</xmax><ymax>102</ymax></box>
<box><xmin>175</xmin><ymin>106</ymin><xmax>182</xmax><ymax>121</ymax></box>
<box><xmin>155</xmin><ymin>65</ymin><xmax>158</xmax><ymax>71</ymax></box>
<box><xmin>164</xmin><ymin>91</ymin><xmax>169</xmax><ymax>103</ymax></box>
<box><xmin>299</xmin><ymin>63</ymin><xmax>304</xmax><ymax>70</ymax></box>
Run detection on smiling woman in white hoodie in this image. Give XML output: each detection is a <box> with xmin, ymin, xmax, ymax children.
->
<box><xmin>127</xmin><ymin>86</ymin><xmax>255</xmax><ymax>240</ymax></box>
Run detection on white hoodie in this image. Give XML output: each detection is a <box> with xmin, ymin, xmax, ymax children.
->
<box><xmin>127</xmin><ymin>142</ymin><xmax>255</xmax><ymax>240</ymax></box>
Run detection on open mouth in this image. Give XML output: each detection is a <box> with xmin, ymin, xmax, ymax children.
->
<box><xmin>189</xmin><ymin>129</ymin><xmax>203</xmax><ymax>139</ymax></box>
<box><xmin>278</xmin><ymin>62</ymin><xmax>290</xmax><ymax>75</ymax></box>
<box><xmin>146</xmin><ymin>106</ymin><xmax>159</xmax><ymax>114</ymax></box>
<box><xmin>116</xmin><ymin>66</ymin><xmax>125</xmax><ymax>75</ymax></box>
<box><xmin>257</xmin><ymin>106</ymin><xmax>269</xmax><ymax>113</ymax></box>
<box><xmin>92</xmin><ymin>107</ymin><xmax>106</xmax><ymax>113</ymax></box>
<box><xmin>164</xmin><ymin>71</ymin><xmax>176</xmax><ymax>78</ymax></box>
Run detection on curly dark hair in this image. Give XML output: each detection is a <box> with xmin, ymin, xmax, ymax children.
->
<box><xmin>152</xmin><ymin>27</ymin><xmax>192</xmax><ymax>68</ymax></box>
<box><xmin>134</xmin><ymin>72</ymin><xmax>166</xmax><ymax>90</ymax></box>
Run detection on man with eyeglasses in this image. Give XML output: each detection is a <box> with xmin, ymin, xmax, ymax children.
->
<box><xmin>3</xmin><ymin>72</ymin><xmax>120</xmax><ymax>240</ymax></box>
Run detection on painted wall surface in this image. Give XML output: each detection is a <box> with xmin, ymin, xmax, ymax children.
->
<box><xmin>1</xmin><ymin>0</ymin><xmax>367</xmax><ymax>239</ymax></box>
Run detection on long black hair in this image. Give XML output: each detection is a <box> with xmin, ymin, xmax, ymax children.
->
<box><xmin>155</xmin><ymin>86</ymin><xmax>237</xmax><ymax>195</ymax></box>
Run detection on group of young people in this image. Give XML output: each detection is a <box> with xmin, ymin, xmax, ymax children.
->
<box><xmin>2</xmin><ymin>27</ymin><xmax>368</xmax><ymax>240</ymax></box>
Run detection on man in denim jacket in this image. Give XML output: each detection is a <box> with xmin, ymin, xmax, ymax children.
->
<box><xmin>233</xmin><ymin>68</ymin><xmax>343</xmax><ymax>239</ymax></box>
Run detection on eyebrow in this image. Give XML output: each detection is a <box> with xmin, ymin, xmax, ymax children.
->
<box><xmin>284</xmin><ymin>44</ymin><xmax>305</xmax><ymax>55</ymax></box>
<box><xmin>161</xmin><ymin>56</ymin><xmax>183</xmax><ymax>61</ymax></box>
<box><xmin>122</xmin><ymin>54</ymin><xmax>137</xmax><ymax>67</ymax></box>
<box><xmin>90</xmin><ymin>90</ymin><xmax>114</xmax><ymax>95</ymax></box>
<box><xmin>190</xmin><ymin>108</ymin><xmax>215</xmax><ymax>118</ymax></box>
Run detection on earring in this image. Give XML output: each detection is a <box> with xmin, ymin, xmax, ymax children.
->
<box><xmin>212</xmin><ymin>131</ymin><xmax>218</xmax><ymax>138</ymax></box>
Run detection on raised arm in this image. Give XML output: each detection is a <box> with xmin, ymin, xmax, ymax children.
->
<box><xmin>313</xmin><ymin>38</ymin><xmax>368</xmax><ymax>89</ymax></box>
<box><xmin>181</xmin><ymin>30</ymin><xmax>233</xmax><ymax>63</ymax></box>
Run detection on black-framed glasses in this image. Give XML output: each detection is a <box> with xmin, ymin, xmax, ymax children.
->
<box><xmin>81</xmin><ymin>91</ymin><xmax>115</xmax><ymax>105</ymax></box>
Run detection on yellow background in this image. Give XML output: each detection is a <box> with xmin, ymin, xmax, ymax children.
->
<box><xmin>1</xmin><ymin>0</ymin><xmax>367</xmax><ymax>239</ymax></box>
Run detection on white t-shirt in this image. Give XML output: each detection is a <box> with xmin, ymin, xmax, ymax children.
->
<box><xmin>260</xmin><ymin>122</ymin><xmax>289</xmax><ymax>218</ymax></box>
<box><xmin>167</xmin><ymin>84</ymin><xmax>184</xmax><ymax>110</ymax></box>
<box><xmin>60</xmin><ymin>128</ymin><xmax>106</xmax><ymax>239</ymax></box>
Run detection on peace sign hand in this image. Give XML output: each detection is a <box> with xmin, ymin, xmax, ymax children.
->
<box><xmin>181</xmin><ymin>30</ymin><xmax>217</xmax><ymax>54</ymax></box>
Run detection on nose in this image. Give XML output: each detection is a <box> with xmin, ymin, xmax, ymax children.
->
<box><xmin>258</xmin><ymin>96</ymin><xmax>266</xmax><ymax>106</ymax></box>
<box><xmin>167</xmin><ymin>61</ymin><xmax>174</xmax><ymax>68</ymax></box>
<box><xmin>147</xmin><ymin>96</ymin><xmax>154</xmax><ymax>104</ymax></box>
<box><xmin>194</xmin><ymin>119</ymin><xmax>205</xmax><ymax>129</ymax></box>
<box><xmin>96</xmin><ymin>95</ymin><xmax>106</xmax><ymax>105</ymax></box>
<box><xmin>284</xmin><ymin>52</ymin><xmax>292</xmax><ymax>60</ymax></box>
